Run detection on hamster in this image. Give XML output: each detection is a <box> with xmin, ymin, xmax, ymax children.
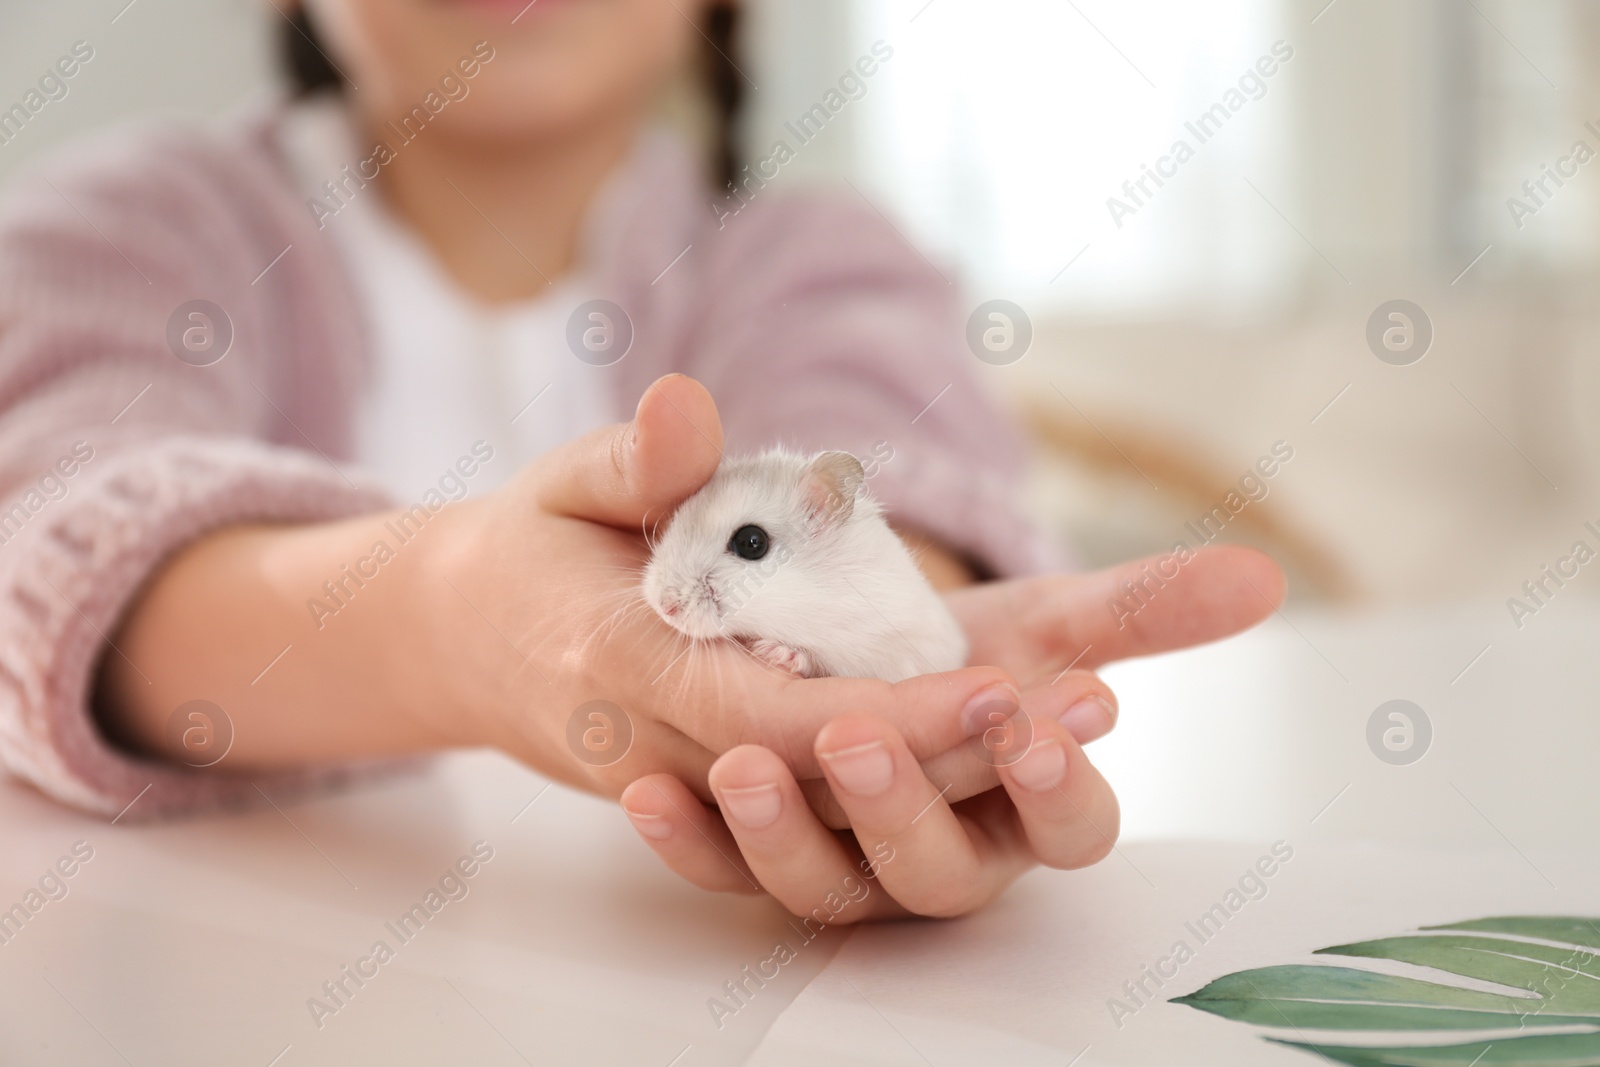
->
<box><xmin>641</xmin><ymin>449</ymin><xmax>969</xmax><ymax>683</ymax></box>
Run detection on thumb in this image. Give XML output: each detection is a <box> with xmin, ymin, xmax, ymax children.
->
<box><xmin>533</xmin><ymin>374</ymin><xmax>724</xmax><ymax>528</ymax></box>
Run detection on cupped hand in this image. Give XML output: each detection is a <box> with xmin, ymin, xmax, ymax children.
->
<box><xmin>421</xmin><ymin>369</ymin><xmax>1283</xmax><ymax>888</ymax></box>
<box><xmin>608</xmin><ymin>390</ymin><xmax>1289</xmax><ymax>913</ymax></box>
<box><xmin>622</xmin><ymin>708</ymin><xmax>1118</xmax><ymax>919</ymax></box>
<box><xmin>415</xmin><ymin>375</ymin><xmax>1084</xmax><ymax>805</ymax></box>
<box><xmin>622</xmin><ymin>540</ymin><xmax>1287</xmax><ymax>916</ymax></box>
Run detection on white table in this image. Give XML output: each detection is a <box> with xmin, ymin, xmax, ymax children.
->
<box><xmin>752</xmin><ymin>601</ymin><xmax>1600</xmax><ymax>1064</ymax></box>
<box><xmin>2</xmin><ymin>602</ymin><xmax>1595</xmax><ymax>1065</ymax></box>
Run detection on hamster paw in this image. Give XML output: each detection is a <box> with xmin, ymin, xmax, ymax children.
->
<box><xmin>748</xmin><ymin>638</ymin><xmax>820</xmax><ymax>678</ymax></box>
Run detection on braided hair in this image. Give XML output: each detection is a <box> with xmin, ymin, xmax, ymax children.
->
<box><xmin>698</xmin><ymin>1</ymin><xmax>743</xmax><ymax>189</ymax></box>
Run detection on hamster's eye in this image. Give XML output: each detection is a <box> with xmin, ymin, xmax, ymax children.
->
<box><xmin>728</xmin><ymin>524</ymin><xmax>769</xmax><ymax>561</ymax></box>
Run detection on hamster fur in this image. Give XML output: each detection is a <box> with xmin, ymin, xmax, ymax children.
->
<box><xmin>641</xmin><ymin>449</ymin><xmax>968</xmax><ymax>682</ymax></box>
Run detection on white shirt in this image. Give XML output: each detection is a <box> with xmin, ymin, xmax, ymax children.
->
<box><xmin>278</xmin><ymin>98</ymin><xmax>617</xmax><ymax>502</ymax></box>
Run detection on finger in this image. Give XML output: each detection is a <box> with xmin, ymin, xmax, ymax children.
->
<box><xmin>814</xmin><ymin>714</ymin><xmax>1026</xmax><ymax>918</ymax></box>
<box><xmin>974</xmin><ymin>545</ymin><xmax>1281</xmax><ymax>674</ymax></box>
<box><xmin>619</xmin><ymin>774</ymin><xmax>764</xmax><ymax>894</ymax></box>
<box><xmin>708</xmin><ymin>746</ymin><xmax>901</xmax><ymax>922</ymax></box>
<box><xmin>802</xmin><ymin>673</ymin><xmax>1118</xmax><ymax>829</ymax></box>
<box><xmin>1007</xmin><ymin>672</ymin><xmax>1118</xmax><ymax>746</ymax></box>
<box><xmin>532</xmin><ymin>374</ymin><xmax>724</xmax><ymax>528</ymax></box>
<box><xmin>683</xmin><ymin>666</ymin><xmax>1023</xmax><ymax>780</ymax></box>
<box><xmin>1076</xmin><ymin>545</ymin><xmax>1284</xmax><ymax>667</ymax></box>
<box><xmin>575</xmin><ymin>717</ymin><xmax>719</xmax><ymax>801</ymax></box>
<box><xmin>996</xmin><ymin>717</ymin><xmax>1121</xmax><ymax>869</ymax></box>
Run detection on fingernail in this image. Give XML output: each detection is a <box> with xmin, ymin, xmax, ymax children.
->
<box><xmin>623</xmin><ymin>807</ymin><xmax>673</xmax><ymax>841</ymax></box>
<box><xmin>961</xmin><ymin>683</ymin><xmax>1023</xmax><ymax>737</ymax></box>
<box><xmin>718</xmin><ymin>783</ymin><xmax>782</xmax><ymax>828</ymax></box>
<box><xmin>819</xmin><ymin>739</ymin><xmax>894</xmax><ymax>797</ymax></box>
<box><xmin>1008</xmin><ymin>738</ymin><xmax>1066</xmax><ymax>791</ymax></box>
<box><xmin>1060</xmin><ymin>696</ymin><xmax>1115</xmax><ymax>743</ymax></box>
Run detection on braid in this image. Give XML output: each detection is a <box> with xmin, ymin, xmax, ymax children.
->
<box><xmin>279</xmin><ymin>6</ymin><xmax>346</xmax><ymax>97</ymax></box>
<box><xmin>700</xmin><ymin>1</ymin><xmax>745</xmax><ymax>190</ymax></box>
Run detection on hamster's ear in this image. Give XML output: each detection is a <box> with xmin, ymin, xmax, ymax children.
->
<box><xmin>803</xmin><ymin>451</ymin><xmax>865</xmax><ymax>529</ymax></box>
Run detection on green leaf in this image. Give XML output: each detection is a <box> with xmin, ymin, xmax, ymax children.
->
<box><xmin>1316</xmin><ymin>935</ymin><xmax>1600</xmax><ymax>1010</ymax></box>
<box><xmin>1270</xmin><ymin>1033</ymin><xmax>1600</xmax><ymax>1067</ymax></box>
<box><xmin>1174</xmin><ymin>964</ymin><xmax>1568</xmax><ymax>1031</ymax></box>
<box><xmin>1427</xmin><ymin>917</ymin><xmax>1600</xmax><ymax>952</ymax></box>
<box><xmin>1172</xmin><ymin>915</ymin><xmax>1600</xmax><ymax>1065</ymax></box>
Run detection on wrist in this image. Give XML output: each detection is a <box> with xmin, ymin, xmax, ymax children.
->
<box><xmin>322</xmin><ymin>501</ymin><xmax>491</xmax><ymax>753</ymax></box>
<box><xmin>400</xmin><ymin>494</ymin><xmax>567</xmax><ymax>771</ymax></box>
<box><xmin>101</xmin><ymin>510</ymin><xmax>482</xmax><ymax>769</ymax></box>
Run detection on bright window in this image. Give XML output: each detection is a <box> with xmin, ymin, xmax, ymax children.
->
<box><xmin>850</xmin><ymin>0</ymin><xmax>1295</xmax><ymax>312</ymax></box>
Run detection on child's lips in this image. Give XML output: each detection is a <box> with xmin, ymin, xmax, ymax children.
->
<box><xmin>439</xmin><ymin>0</ymin><xmax>575</xmax><ymax>17</ymax></box>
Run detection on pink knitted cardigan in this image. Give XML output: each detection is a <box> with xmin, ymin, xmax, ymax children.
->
<box><xmin>0</xmin><ymin>102</ymin><xmax>1054</xmax><ymax>820</ymax></box>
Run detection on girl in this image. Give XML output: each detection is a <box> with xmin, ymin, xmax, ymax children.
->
<box><xmin>0</xmin><ymin>0</ymin><xmax>1280</xmax><ymax>918</ymax></box>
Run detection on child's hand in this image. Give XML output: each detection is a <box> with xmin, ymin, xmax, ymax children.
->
<box><xmin>790</xmin><ymin>547</ymin><xmax>1284</xmax><ymax>829</ymax></box>
<box><xmin>618</xmin><ymin>542</ymin><xmax>1285</xmax><ymax>918</ymax></box>
<box><xmin>946</xmin><ymin>544</ymin><xmax>1285</xmax><ymax>690</ymax></box>
<box><xmin>101</xmin><ymin>376</ymin><xmax>1037</xmax><ymax>819</ymax></box>
<box><xmin>404</xmin><ymin>375</ymin><xmax>1051</xmax><ymax>804</ymax></box>
<box><xmin>622</xmin><ymin>709</ymin><xmax>1115</xmax><ymax>919</ymax></box>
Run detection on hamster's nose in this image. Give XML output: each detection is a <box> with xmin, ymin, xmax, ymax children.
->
<box><xmin>659</xmin><ymin>593</ymin><xmax>680</xmax><ymax>617</ymax></box>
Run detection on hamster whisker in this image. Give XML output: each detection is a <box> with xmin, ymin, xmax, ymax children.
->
<box><xmin>687</xmin><ymin>640</ymin><xmax>727</xmax><ymax>709</ymax></box>
<box><xmin>513</xmin><ymin>583</ymin><xmax>656</xmax><ymax>671</ymax></box>
<box><xmin>584</xmin><ymin>586</ymin><xmax>644</xmax><ymax>622</ymax></box>
<box><xmin>588</xmin><ymin>603</ymin><xmax>637</xmax><ymax>647</ymax></box>
<box><xmin>649</xmin><ymin>633</ymin><xmax>697</xmax><ymax>688</ymax></box>
<box><xmin>706</xmin><ymin>642</ymin><xmax>735</xmax><ymax>717</ymax></box>
<box><xmin>587</xmin><ymin>563</ymin><xmax>651</xmax><ymax>579</ymax></box>
<box><xmin>640</xmin><ymin>513</ymin><xmax>665</xmax><ymax>553</ymax></box>
<box><xmin>674</xmin><ymin>636</ymin><xmax>731</xmax><ymax>705</ymax></box>
<box><xmin>677</xmin><ymin>640</ymin><xmax>702</xmax><ymax>699</ymax></box>
<box><xmin>581</xmin><ymin>592</ymin><xmax>657</xmax><ymax>656</ymax></box>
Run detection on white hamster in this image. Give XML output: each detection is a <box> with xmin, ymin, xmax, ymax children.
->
<box><xmin>641</xmin><ymin>449</ymin><xmax>968</xmax><ymax>683</ymax></box>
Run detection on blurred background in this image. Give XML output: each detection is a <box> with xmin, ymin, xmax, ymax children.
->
<box><xmin>4</xmin><ymin>0</ymin><xmax>1597</xmax><ymax>607</ymax></box>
